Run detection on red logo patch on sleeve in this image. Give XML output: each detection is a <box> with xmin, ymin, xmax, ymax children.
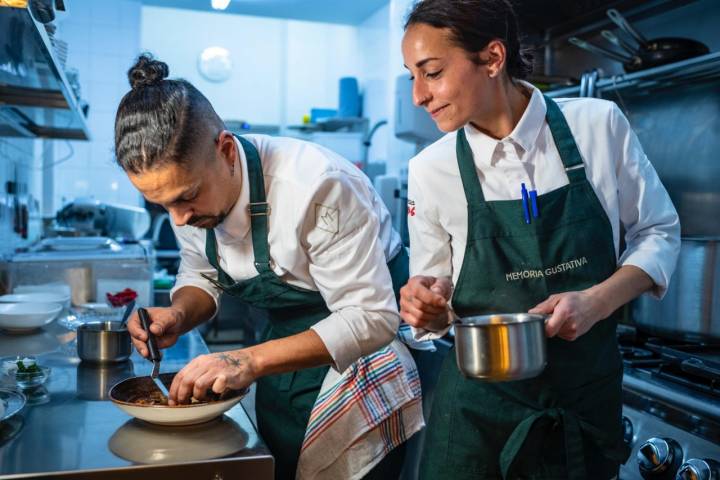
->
<box><xmin>407</xmin><ymin>200</ymin><xmax>416</xmax><ymax>217</ymax></box>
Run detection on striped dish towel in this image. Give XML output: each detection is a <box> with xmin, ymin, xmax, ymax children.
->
<box><xmin>296</xmin><ymin>338</ymin><xmax>424</xmax><ymax>480</ymax></box>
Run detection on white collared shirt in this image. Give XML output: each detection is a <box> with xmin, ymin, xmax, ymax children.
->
<box><xmin>171</xmin><ymin>135</ymin><xmax>403</xmax><ymax>372</ymax></box>
<box><xmin>408</xmin><ymin>83</ymin><xmax>681</xmax><ymax>339</ymax></box>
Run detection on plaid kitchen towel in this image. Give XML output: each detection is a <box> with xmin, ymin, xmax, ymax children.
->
<box><xmin>296</xmin><ymin>338</ymin><xmax>423</xmax><ymax>480</ymax></box>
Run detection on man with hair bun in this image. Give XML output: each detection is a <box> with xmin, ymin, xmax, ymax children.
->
<box><xmin>115</xmin><ymin>53</ymin><xmax>421</xmax><ymax>480</ymax></box>
<box><xmin>399</xmin><ymin>0</ymin><xmax>680</xmax><ymax>478</ymax></box>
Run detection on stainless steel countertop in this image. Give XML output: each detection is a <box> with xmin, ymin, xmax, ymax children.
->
<box><xmin>0</xmin><ymin>321</ymin><xmax>273</xmax><ymax>479</ymax></box>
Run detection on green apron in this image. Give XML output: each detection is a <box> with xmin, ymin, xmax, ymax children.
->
<box><xmin>418</xmin><ymin>97</ymin><xmax>630</xmax><ymax>480</ymax></box>
<box><xmin>204</xmin><ymin>135</ymin><xmax>409</xmax><ymax>480</ymax></box>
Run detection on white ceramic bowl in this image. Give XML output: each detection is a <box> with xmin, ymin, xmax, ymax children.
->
<box><xmin>0</xmin><ymin>303</ymin><xmax>64</xmax><ymax>333</ymax></box>
<box><xmin>109</xmin><ymin>374</ymin><xmax>248</xmax><ymax>426</ymax></box>
<box><xmin>0</xmin><ymin>292</ymin><xmax>71</xmax><ymax>309</ymax></box>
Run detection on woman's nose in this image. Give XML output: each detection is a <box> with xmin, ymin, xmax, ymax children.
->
<box><xmin>412</xmin><ymin>79</ymin><xmax>431</xmax><ymax>107</ymax></box>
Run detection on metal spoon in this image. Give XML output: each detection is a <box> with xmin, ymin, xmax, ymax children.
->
<box><xmin>138</xmin><ymin>308</ymin><xmax>171</xmax><ymax>399</ymax></box>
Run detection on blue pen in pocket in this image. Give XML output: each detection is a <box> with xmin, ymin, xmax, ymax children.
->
<box><xmin>529</xmin><ymin>189</ymin><xmax>539</xmax><ymax>218</ymax></box>
<box><xmin>521</xmin><ymin>183</ymin><xmax>531</xmax><ymax>224</ymax></box>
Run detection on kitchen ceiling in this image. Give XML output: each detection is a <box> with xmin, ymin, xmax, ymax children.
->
<box><xmin>140</xmin><ymin>0</ymin><xmax>389</xmax><ymax>25</ymax></box>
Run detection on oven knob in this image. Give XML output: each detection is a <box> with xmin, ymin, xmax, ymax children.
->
<box><xmin>622</xmin><ymin>416</ymin><xmax>634</xmax><ymax>446</ymax></box>
<box><xmin>637</xmin><ymin>437</ymin><xmax>683</xmax><ymax>479</ymax></box>
<box><xmin>676</xmin><ymin>459</ymin><xmax>720</xmax><ymax>480</ymax></box>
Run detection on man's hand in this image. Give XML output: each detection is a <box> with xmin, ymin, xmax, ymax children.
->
<box><xmin>126</xmin><ymin>306</ymin><xmax>185</xmax><ymax>357</ymax></box>
<box><xmin>168</xmin><ymin>350</ymin><xmax>257</xmax><ymax>405</ymax></box>
<box><xmin>400</xmin><ymin>275</ymin><xmax>454</xmax><ymax>332</ymax></box>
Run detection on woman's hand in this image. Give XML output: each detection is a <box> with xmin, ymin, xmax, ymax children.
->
<box><xmin>127</xmin><ymin>307</ymin><xmax>185</xmax><ymax>357</ymax></box>
<box><xmin>400</xmin><ymin>275</ymin><xmax>454</xmax><ymax>332</ymax></box>
<box><xmin>529</xmin><ymin>290</ymin><xmax>607</xmax><ymax>341</ymax></box>
<box><xmin>168</xmin><ymin>350</ymin><xmax>257</xmax><ymax>405</ymax></box>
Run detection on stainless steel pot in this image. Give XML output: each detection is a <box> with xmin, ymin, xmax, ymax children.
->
<box><xmin>633</xmin><ymin>237</ymin><xmax>720</xmax><ymax>341</ymax></box>
<box><xmin>77</xmin><ymin>321</ymin><xmax>132</xmax><ymax>363</ymax></box>
<box><xmin>453</xmin><ymin>313</ymin><xmax>547</xmax><ymax>381</ymax></box>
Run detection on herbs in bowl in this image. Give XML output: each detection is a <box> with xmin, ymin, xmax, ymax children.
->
<box><xmin>2</xmin><ymin>357</ymin><xmax>50</xmax><ymax>389</ymax></box>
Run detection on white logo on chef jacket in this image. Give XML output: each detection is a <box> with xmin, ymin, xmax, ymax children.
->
<box><xmin>315</xmin><ymin>203</ymin><xmax>339</xmax><ymax>234</ymax></box>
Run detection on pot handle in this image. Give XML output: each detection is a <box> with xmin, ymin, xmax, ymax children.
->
<box><xmin>681</xmin><ymin>357</ymin><xmax>720</xmax><ymax>379</ymax></box>
<box><xmin>606</xmin><ymin>9</ymin><xmax>648</xmax><ymax>49</ymax></box>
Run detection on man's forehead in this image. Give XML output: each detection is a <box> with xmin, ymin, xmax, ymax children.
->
<box><xmin>128</xmin><ymin>165</ymin><xmax>199</xmax><ymax>204</ymax></box>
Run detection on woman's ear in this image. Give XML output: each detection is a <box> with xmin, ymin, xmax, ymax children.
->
<box><xmin>485</xmin><ymin>39</ymin><xmax>507</xmax><ymax>78</ymax></box>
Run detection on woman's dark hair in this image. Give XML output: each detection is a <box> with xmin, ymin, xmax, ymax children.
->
<box><xmin>114</xmin><ymin>53</ymin><xmax>223</xmax><ymax>174</ymax></box>
<box><xmin>405</xmin><ymin>0</ymin><xmax>533</xmax><ymax>79</ymax></box>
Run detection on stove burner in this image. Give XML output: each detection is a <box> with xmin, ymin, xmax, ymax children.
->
<box><xmin>621</xmin><ymin>346</ymin><xmax>654</xmax><ymax>359</ymax></box>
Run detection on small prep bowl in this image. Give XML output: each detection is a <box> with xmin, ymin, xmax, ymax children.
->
<box><xmin>77</xmin><ymin>321</ymin><xmax>132</xmax><ymax>363</ymax></box>
<box><xmin>15</xmin><ymin>366</ymin><xmax>51</xmax><ymax>389</ymax></box>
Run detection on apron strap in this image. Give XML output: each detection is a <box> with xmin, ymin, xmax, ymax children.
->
<box><xmin>237</xmin><ymin>135</ymin><xmax>273</xmax><ymax>274</ymax></box>
<box><xmin>203</xmin><ymin>135</ymin><xmax>273</xmax><ymax>279</ymax></box>
<box><xmin>499</xmin><ymin>407</ymin><xmax>631</xmax><ymax>480</ymax></box>
<box><xmin>543</xmin><ymin>96</ymin><xmax>587</xmax><ymax>184</ymax></box>
<box><xmin>455</xmin><ymin>128</ymin><xmax>488</xmax><ymax>205</ymax></box>
<box><xmin>203</xmin><ymin>228</ymin><xmax>234</xmax><ymax>285</ymax></box>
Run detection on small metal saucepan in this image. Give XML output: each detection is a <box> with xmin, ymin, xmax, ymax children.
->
<box><xmin>453</xmin><ymin>313</ymin><xmax>547</xmax><ymax>381</ymax></box>
<box><xmin>77</xmin><ymin>321</ymin><xmax>132</xmax><ymax>363</ymax></box>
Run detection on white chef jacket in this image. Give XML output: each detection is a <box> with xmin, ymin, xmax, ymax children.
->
<box><xmin>408</xmin><ymin>83</ymin><xmax>680</xmax><ymax>339</ymax></box>
<box><xmin>170</xmin><ymin>135</ymin><xmax>403</xmax><ymax>372</ymax></box>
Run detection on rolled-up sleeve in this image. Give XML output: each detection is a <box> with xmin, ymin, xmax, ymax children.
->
<box><xmin>169</xmin><ymin>225</ymin><xmax>222</xmax><ymax>309</ymax></box>
<box><xmin>407</xmin><ymin>163</ymin><xmax>454</xmax><ymax>341</ymax></box>
<box><xmin>611</xmin><ymin>104</ymin><xmax>681</xmax><ymax>298</ymax></box>
<box><xmin>304</xmin><ymin>172</ymin><xmax>399</xmax><ymax>373</ymax></box>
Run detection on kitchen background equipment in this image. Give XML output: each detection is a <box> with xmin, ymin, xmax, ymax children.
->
<box><xmin>632</xmin><ymin>237</ymin><xmax>719</xmax><ymax>342</ymax></box>
<box><xmin>453</xmin><ymin>313</ymin><xmax>547</xmax><ymax>381</ymax></box>
<box><xmin>617</xmin><ymin>326</ymin><xmax>720</xmax><ymax>480</ymax></box>
<box><xmin>109</xmin><ymin>372</ymin><xmax>248</xmax><ymax>426</ymax></box>
<box><xmin>54</xmin><ymin>198</ymin><xmax>151</xmax><ymax>241</ymax></box>
<box><xmin>138</xmin><ymin>307</ymin><xmax>170</xmax><ymax>398</ymax></box>
<box><xmin>1</xmin><ymin>236</ymin><xmax>154</xmax><ymax>307</ymax></box>
<box><xmin>568</xmin><ymin>8</ymin><xmax>710</xmax><ymax>73</ymax></box>
<box><xmin>606</xmin><ymin>8</ymin><xmax>710</xmax><ymax>70</ymax></box>
<box><xmin>76</xmin><ymin>321</ymin><xmax>132</xmax><ymax>363</ymax></box>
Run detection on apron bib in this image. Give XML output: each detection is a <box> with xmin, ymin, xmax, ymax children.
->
<box><xmin>204</xmin><ymin>136</ymin><xmax>409</xmax><ymax>480</ymax></box>
<box><xmin>419</xmin><ymin>97</ymin><xmax>629</xmax><ymax>480</ymax></box>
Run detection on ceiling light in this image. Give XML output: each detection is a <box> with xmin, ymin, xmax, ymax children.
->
<box><xmin>211</xmin><ymin>0</ymin><xmax>231</xmax><ymax>10</ymax></box>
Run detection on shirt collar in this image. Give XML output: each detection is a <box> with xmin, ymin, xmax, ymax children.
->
<box><xmin>214</xmin><ymin>136</ymin><xmax>250</xmax><ymax>243</ymax></box>
<box><xmin>463</xmin><ymin>81</ymin><xmax>546</xmax><ymax>166</ymax></box>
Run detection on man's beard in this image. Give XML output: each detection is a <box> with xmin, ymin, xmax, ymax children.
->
<box><xmin>188</xmin><ymin>212</ymin><xmax>227</xmax><ymax>229</ymax></box>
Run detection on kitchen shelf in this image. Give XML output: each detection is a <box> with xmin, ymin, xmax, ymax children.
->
<box><xmin>0</xmin><ymin>4</ymin><xmax>90</xmax><ymax>140</ymax></box>
<box><xmin>545</xmin><ymin>51</ymin><xmax>720</xmax><ymax>98</ymax></box>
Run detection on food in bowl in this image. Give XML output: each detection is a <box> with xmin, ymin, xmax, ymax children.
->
<box><xmin>1</xmin><ymin>357</ymin><xmax>51</xmax><ymax>389</ymax></box>
<box><xmin>110</xmin><ymin>372</ymin><xmax>248</xmax><ymax>426</ymax></box>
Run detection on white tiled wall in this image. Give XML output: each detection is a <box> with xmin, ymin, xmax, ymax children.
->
<box><xmin>52</xmin><ymin>0</ymin><xmax>143</xmax><ymax>211</ymax></box>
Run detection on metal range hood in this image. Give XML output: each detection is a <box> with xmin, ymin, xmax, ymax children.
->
<box><xmin>0</xmin><ymin>3</ymin><xmax>90</xmax><ymax>140</ymax></box>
